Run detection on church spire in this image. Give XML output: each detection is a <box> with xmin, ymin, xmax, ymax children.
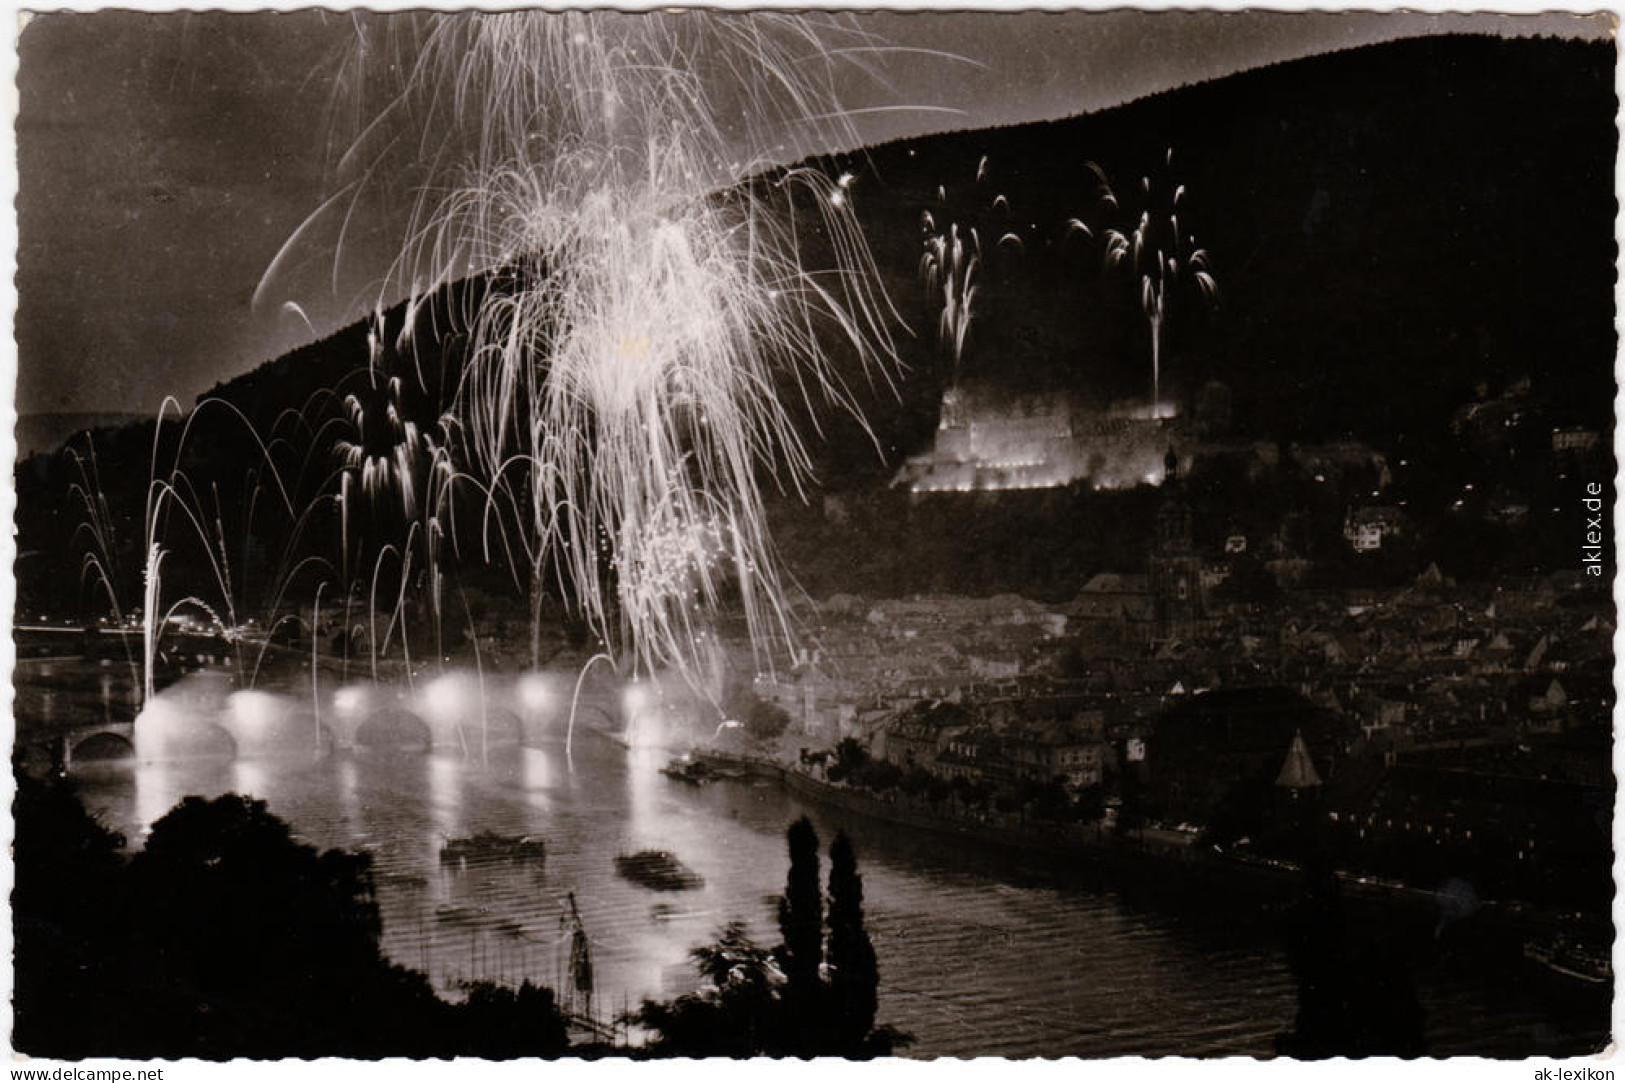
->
<box><xmin>1275</xmin><ymin>729</ymin><xmax>1323</xmax><ymax>790</ymax></box>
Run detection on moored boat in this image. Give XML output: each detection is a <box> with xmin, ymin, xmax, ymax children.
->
<box><xmin>440</xmin><ymin>831</ymin><xmax>547</xmax><ymax>866</ymax></box>
<box><xmin>660</xmin><ymin>757</ymin><xmax>718</xmax><ymax>785</ymax></box>
<box><xmin>615</xmin><ymin>849</ymin><xmax>704</xmax><ymax>891</ymax></box>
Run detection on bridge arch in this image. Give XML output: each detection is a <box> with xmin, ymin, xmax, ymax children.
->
<box><xmin>460</xmin><ymin>707</ymin><xmax>523</xmax><ymax>751</ymax></box>
<box><xmin>356</xmin><ymin>708</ymin><xmax>433</xmax><ymax>752</ymax></box>
<box><xmin>72</xmin><ymin>731</ymin><xmax>135</xmax><ymax>763</ymax></box>
<box><xmin>130</xmin><ymin>722</ymin><xmax>237</xmax><ymax>761</ymax></box>
<box><xmin>224</xmin><ymin>705</ymin><xmax>329</xmax><ymax>759</ymax></box>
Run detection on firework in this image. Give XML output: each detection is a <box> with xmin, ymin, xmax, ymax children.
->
<box><xmin>918</xmin><ymin>166</ymin><xmax>985</xmax><ymax>384</ymax></box>
<box><xmin>935</xmin><ymin>223</ymin><xmax>980</xmax><ymax>378</ymax></box>
<box><xmin>138</xmin><ymin>397</ymin><xmax>307</xmax><ymax>702</ymax></box>
<box><xmin>67</xmin><ymin>438</ymin><xmax>142</xmax><ymax>693</ymax></box>
<box><xmin>1101</xmin><ymin>149</ymin><xmax>1218</xmax><ymax>410</ymax></box>
<box><xmin>72</xmin><ymin>391</ymin><xmax>353</xmax><ymax>718</ymax></box>
<box><xmin>321</xmin><ymin>12</ymin><xmax>903</xmax><ymax>686</ymax></box>
<box><xmin>339</xmin><ymin>376</ymin><xmax>428</xmax><ymax>521</ymax></box>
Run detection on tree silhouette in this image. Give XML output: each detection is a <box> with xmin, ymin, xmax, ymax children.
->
<box><xmin>119</xmin><ymin>794</ymin><xmax>391</xmax><ymax>1055</ymax></box>
<box><xmin>11</xmin><ymin>770</ymin><xmax>128</xmax><ymax>1057</ymax></box>
<box><xmin>826</xmin><ymin>736</ymin><xmax>870</xmax><ymax>783</ymax></box>
<box><xmin>744</xmin><ymin>696</ymin><xmax>792</xmax><ymax>741</ymax></box>
<box><xmin>1278</xmin><ymin>859</ymin><xmax>1426</xmax><ymax>1058</ymax></box>
<box><xmin>826</xmin><ymin>832</ymin><xmax>880</xmax><ymax>1056</ymax></box>
<box><xmin>634</xmin><ymin>819</ymin><xmax>907</xmax><ymax>1058</ymax></box>
<box><xmin>776</xmin><ymin>815</ymin><xmax>825</xmax><ymax>1054</ymax></box>
<box><xmin>12</xmin><ymin>782</ymin><xmax>571</xmax><ymax>1059</ymax></box>
<box><xmin>632</xmin><ymin>922</ymin><xmax>785</xmax><ymax>1057</ymax></box>
<box><xmin>451</xmin><ymin>981</ymin><xmax>571</xmax><ymax>1057</ymax></box>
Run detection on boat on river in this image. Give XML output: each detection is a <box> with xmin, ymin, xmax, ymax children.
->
<box><xmin>440</xmin><ymin>832</ymin><xmax>547</xmax><ymax>866</ymax></box>
<box><xmin>660</xmin><ymin>757</ymin><xmax>722</xmax><ymax>785</ymax></box>
<box><xmin>615</xmin><ymin>849</ymin><xmax>704</xmax><ymax>891</ymax></box>
<box><xmin>659</xmin><ymin>754</ymin><xmax>747</xmax><ymax>780</ymax></box>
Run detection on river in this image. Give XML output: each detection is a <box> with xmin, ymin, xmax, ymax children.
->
<box><xmin>59</xmin><ymin>696</ymin><xmax>1610</xmax><ymax>1060</ymax></box>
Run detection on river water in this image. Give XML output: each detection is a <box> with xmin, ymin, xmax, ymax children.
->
<box><xmin>47</xmin><ymin>662</ymin><xmax>1607</xmax><ymax>1059</ymax></box>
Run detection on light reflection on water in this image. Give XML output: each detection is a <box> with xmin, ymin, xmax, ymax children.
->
<box><xmin>69</xmin><ymin>723</ymin><xmax>1608</xmax><ymax>1058</ymax></box>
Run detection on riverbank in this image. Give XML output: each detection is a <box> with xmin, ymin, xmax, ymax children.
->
<box><xmin>691</xmin><ymin>747</ymin><xmax>1597</xmax><ymax>950</ymax></box>
<box><xmin>697</xmin><ymin>749</ymin><xmax>1324</xmax><ymax>885</ymax></box>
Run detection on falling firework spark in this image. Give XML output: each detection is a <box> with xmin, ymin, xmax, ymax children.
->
<box><xmin>1102</xmin><ymin>149</ymin><xmax>1218</xmax><ymax>410</ymax></box>
<box><xmin>918</xmin><ymin>164</ymin><xmax>987</xmax><ymax>384</ymax></box>
<box><xmin>317</xmin><ymin>12</ymin><xmax>903</xmax><ymax>685</ymax></box>
<box><xmin>337</xmin><ymin>372</ymin><xmax>437</xmax><ymax>523</ymax></box>
<box><xmin>935</xmin><ymin>222</ymin><xmax>980</xmax><ymax>379</ymax></box>
<box><xmin>67</xmin><ymin>438</ymin><xmax>143</xmax><ymax>693</ymax></box>
<box><xmin>137</xmin><ymin>397</ymin><xmax>305</xmax><ymax>703</ymax></box>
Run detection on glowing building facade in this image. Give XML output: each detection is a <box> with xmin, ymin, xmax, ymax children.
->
<box><xmin>894</xmin><ymin>384</ymin><xmax>1179</xmax><ymax>496</ymax></box>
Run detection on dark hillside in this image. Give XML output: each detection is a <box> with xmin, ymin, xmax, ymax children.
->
<box><xmin>820</xmin><ymin>32</ymin><xmax>1615</xmax><ymax>458</ymax></box>
<box><xmin>16</xmin><ymin>33</ymin><xmax>1615</xmax><ymax>611</ymax></box>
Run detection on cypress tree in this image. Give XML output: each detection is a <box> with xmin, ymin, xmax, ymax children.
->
<box><xmin>826</xmin><ymin>831</ymin><xmax>879</xmax><ymax>1056</ymax></box>
<box><xmin>775</xmin><ymin>816</ymin><xmax>824</xmax><ymax>1054</ymax></box>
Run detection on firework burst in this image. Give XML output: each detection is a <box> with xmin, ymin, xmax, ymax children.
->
<box><xmin>918</xmin><ymin>199</ymin><xmax>980</xmax><ymax>382</ymax></box>
<box><xmin>337</xmin><ymin>374</ymin><xmax>432</xmax><ymax>522</ymax></box>
<box><xmin>933</xmin><ymin>222</ymin><xmax>980</xmax><ymax>380</ymax></box>
<box><xmin>320</xmin><ymin>12</ymin><xmax>903</xmax><ymax>684</ymax></box>
<box><xmin>1102</xmin><ymin>149</ymin><xmax>1218</xmax><ymax>410</ymax></box>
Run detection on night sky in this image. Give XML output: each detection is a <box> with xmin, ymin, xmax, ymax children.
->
<box><xmin>14</xmin><ymin>8</ymin><xmax>1612</xmax><ymax>416</ymax></box>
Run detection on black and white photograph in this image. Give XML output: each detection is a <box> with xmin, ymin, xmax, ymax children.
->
<box><xmin>9</xmin><ymin>5</ymin><xmax>1618</xmax><ymax>1063</ymax></box>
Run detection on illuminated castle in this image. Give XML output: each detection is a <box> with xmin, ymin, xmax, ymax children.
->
<box><xmin>894</xmin><ymin>383</ymin><xmax>1181</xmax><ymax>495</ymax></box>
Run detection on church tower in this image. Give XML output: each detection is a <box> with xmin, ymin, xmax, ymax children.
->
<box><xmin>1149</xmin><ymin>448</ymin><xmax>1205</xmax><ymax>640</ymax></box>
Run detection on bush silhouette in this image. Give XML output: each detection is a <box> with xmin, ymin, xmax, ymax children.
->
<box><xmin>12</xmin><ymin>780</ymin><xmax>571</xmax><ymax>1059</ymax></box>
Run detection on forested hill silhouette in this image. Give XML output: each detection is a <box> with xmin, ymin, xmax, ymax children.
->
<box><xmin>41</xmin><ymin>31</ymin><xmax>1611</xmax><ymax>470</ymax></box>
<box><xmin>825</xmin><ymin>31</ymin><xmax>1615</xmax><ymax>452</ymax></box>
<box><xmin>14</xmin><ymin>33</ymin><xmax>1613</xmax><ymax>610</ymax></box>
<box><xmin>178</xmin><ymin>32</ymin><xmax>1614</xmax><ymax>471</ymax></box>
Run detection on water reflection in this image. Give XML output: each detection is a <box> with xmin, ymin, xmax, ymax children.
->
<box><xmin>229</xmin><ymin>758</ymin><xmax>269</xmax><ymax>802</ymax></box>
<box><xmin>427</xmin><ymin>754</ymin><xmax>463</xmax><ymax>843</ymax></box>
<box><xmin>60</xmin><ymin>700</ymin><xmax>1609</xmax><ymax>1059</ymax></box>
<box><xmin>128</xmin><ymin>757</ymin><xmax>171</xmax><ymax>837</ymax></box>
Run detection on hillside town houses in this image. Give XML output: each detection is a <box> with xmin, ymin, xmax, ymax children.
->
<box><xmin>732</xmin><ymin>560</ymin><xmax>1612</xmax><ymax>803</ymax></box>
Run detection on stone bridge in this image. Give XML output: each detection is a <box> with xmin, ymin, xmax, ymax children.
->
<box><xmin>54</xmin><ymin>719</ymin><xmax>137</xmax><ymax>770</ymax></box>
<box><xmin>50</xmin><ymin>673</ymin><xmax>635</xmax><ymax>769</ymax></box>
